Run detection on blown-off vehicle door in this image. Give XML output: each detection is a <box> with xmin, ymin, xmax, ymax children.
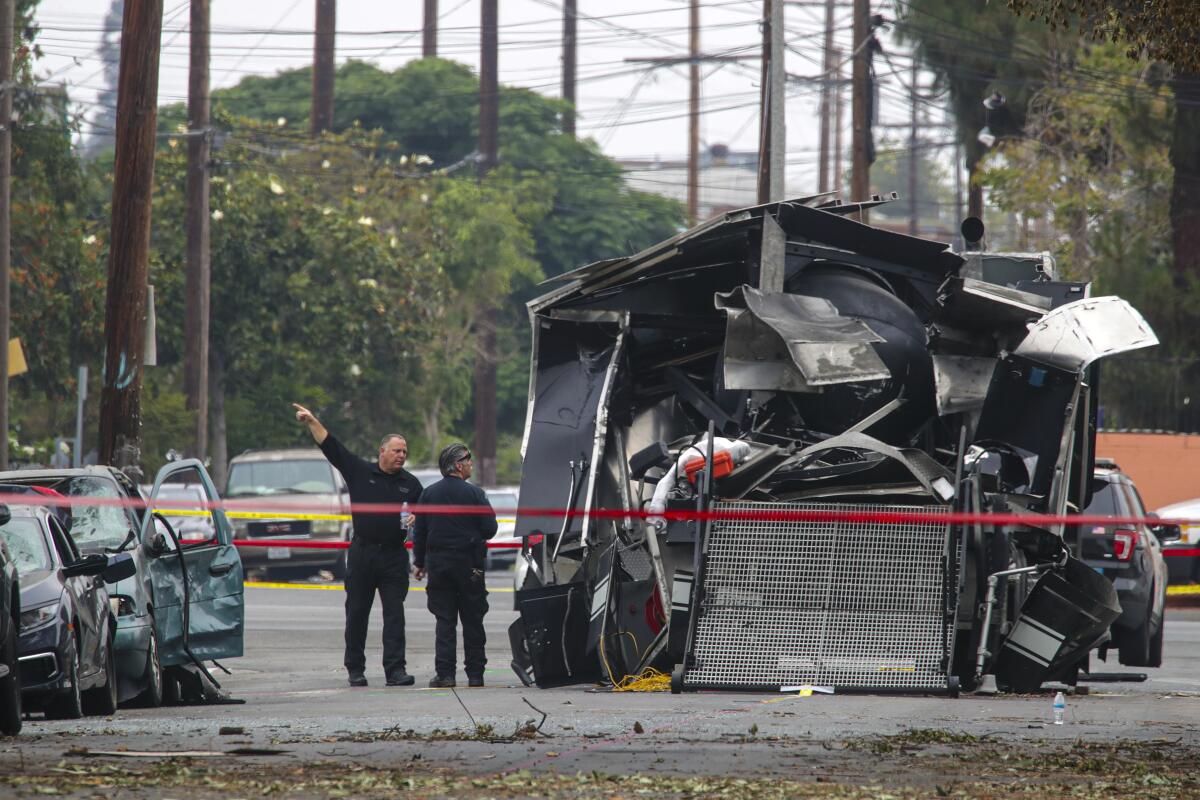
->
<box><xmin>140</xmin><ymin>460</ymin><xmax>244</xmax><ymax>666</ymax></box>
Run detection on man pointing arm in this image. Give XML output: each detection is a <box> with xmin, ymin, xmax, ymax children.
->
<box><xmin>293</xmin><ymin>403</ymin><xmax>421</xmax><ymax>688</ymax></box>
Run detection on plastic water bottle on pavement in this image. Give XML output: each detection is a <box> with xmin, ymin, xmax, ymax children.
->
<box><xmin>1052</xmin><ymin>691</ymin><xmax>1066</xmax><ymax>725</ymax></box>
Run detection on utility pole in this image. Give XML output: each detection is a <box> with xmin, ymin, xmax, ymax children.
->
<box><xmin>0</xmin><ymin>0</ymin><xmax>11</xmax><ymax>470</ymax></box>
<box><xmin>756</xmin><ymin>0</ymin><xmax>785</xmax><ymax>205</ymax></box>
<box><xmin>562</xmin><ymin>0</ymin><xmax>576</xmax><ymax>136</ymax></box>
<box><xmin>908</xmin><ymin>57</ymin><xmax>918</xmax><ymax>236</ymax></box>
<box><xmin>184</xmin><ymin>0</ymin><xmax>211</xmax><ymax>460</ymax></box>
<box><xmin>687</xmin><ymin>0</ymin><xmax>699</xmax><ymax>224</ymax></box>
<box><xmin>818</xmin><ymin>0</ymin><xmax>836</xmax><ymax>194</ymax></box>
<box><xmin>850</xmin><ymin>0</ymin><xmax>871</xmax><ymax>220</ymax></box>
<box><xmin>423</xmin><ymin>0</ymin><xmax>437</xmax><ymax>58</ymax></box>
<box><xmin>833</xmin><ymin>46</ymin><xmax>843</xmax><ymax>194</ymax></box>
<box><xmin>99</xmin><ymin>0</ymin><xmax>163</xmax><ymax>470</ymax></box>
<box><xmin>311</xmin><ymin>0</ymin><xmax>335</xmax><ymax>134</ymax></box>
<box><xmin>474</xmin><ymin>0</ymin><xmax>499</xmax><ymax>487</ymax></box>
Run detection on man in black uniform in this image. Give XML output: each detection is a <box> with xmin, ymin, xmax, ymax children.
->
<box><xmin>412</xmin><ymin>443</ymin><xmax>497</xmax><ymax>687</ymax></box>
<box><xmin>294</xmin><ymin>403</ymin><xmax>423</xmax><ymax>687</ymax></box>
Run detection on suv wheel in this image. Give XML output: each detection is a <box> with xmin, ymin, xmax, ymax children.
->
<box><xmin>0</xmin><ymin>623</ymin><xmax>21</xmax><ymax>735</ymax></box>
<box><xmin>132</xmin><ymin>618</ymin><xmax>163</xmax><ymax>708</ymax></box>
<box><xmin>1118</xmin><ymin>609</ymin><xmax>1153</xmax><ymax>667</ymax></box>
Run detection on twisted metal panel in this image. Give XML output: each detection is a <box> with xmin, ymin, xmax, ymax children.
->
<box><xmin>682</xmin><ymin>501</ymin><xmax>951</xmax><ymax>691</ymax></box>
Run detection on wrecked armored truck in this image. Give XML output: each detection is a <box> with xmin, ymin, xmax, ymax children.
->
<box><xmin>507</xmin><ymin>196</ymin><xmax>1157</xmax><ymax>695</ymax></box>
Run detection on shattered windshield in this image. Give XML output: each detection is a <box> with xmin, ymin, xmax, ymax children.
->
<box><xmin>0</xmin><ymin>517</ymin><xmax>53</xmax><ymax>575</ymax></box>
<box><xmin>62</xmin><ymin>477</ymin><xmax>137</xmax><ymax>550</ymax></box>
<box><xmin>226</xmin><ymin>460</ymin><xmax>336</xmax><ymax>497</ymax></box>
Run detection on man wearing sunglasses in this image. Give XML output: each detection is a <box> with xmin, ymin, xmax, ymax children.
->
<box><xmin>412</xmin><ymin>443</ymin><xmax>498</xmax><ymax>688</ymax></box>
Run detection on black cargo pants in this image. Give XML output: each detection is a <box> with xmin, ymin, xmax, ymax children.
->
<box><xmin>425</xmin><ymin>549</ymin><xmax>489</xmax><ymax>678</ymax></box>
<box><xmin>344</xmin><ymin>538</ymin><xmax>409</xmax><ymax>676</ymax></box>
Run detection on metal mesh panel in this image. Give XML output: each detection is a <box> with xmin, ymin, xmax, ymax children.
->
<box><xmin>683</xmin><ymin>501</ymin><xmax>950</xmax><ymax>691</ymax></box>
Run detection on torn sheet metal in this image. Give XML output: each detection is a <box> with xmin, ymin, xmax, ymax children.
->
<box><xmin>938</xmin><ymin>277</ymin><xmax>1052</xmax><ymax>329</ymax></box>
<box><xmin>933</xmin><ymin>356</ymin><xmax>997</xmax><ymax>416</ymax></box>
<box><xmin>715</xmin><ymin>285</ymin><xmax>888</xmax><ymax>389</ymax></box>
<box><xmin>1014</xmin><ymin>296</ymin><xmax>1158</xmax><ymax>371</ymax></box>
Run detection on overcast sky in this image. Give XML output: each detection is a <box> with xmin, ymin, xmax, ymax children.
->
<box><xmin>31</xmin><ymin>0</ymin><xmax>945</xmax><ymax>193</ymax></box>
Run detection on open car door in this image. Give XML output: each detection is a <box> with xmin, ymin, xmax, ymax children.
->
<box><xmin>139</xmin><ymin>459</ymin><xmax>244</xmax><ymax>667</ymax></box>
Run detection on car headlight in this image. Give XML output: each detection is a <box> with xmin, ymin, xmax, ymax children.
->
<box><xmin>109</xmin><ymin>595</ymin><xmax>136</xmax><ymax>617</ymax></box>
<box><xmin>20</xmin><ymin>602</ymin><xmax>60</xmax><ymax>632</ymax></box>
<box><xmin>311</xmin><ymin>519</ymin><xmax>341</xmax><ymax>535</ymax></box>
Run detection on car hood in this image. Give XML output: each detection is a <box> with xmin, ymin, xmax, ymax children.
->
<box><xmin>18</xmin><ymin>569</ymin><xmax>62</xmax><ymax>608</ymax></box>
<box><xmin>227</xmin><ymin>491</ymin><xmax>341</xmax><ymax>514</ymax></box>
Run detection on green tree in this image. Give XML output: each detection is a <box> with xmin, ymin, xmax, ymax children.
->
<box><xmin>896</xmin><ymin>0</ymin><xmax>1052</xmax><ymax>217</ymax></box>
<box><xmin>1006</xmin><ymin>0</ymin><xmax>1200</xmax><ymax>287</ymax></box>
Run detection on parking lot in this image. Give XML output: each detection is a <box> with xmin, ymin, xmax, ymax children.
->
<box><xmin>0</xmin><ymin>575</ymin><xmax>1198</xmax><ymax>798</ymax></box>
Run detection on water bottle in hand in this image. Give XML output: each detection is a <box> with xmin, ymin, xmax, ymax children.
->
<box><xmin>401</xmin><ymin>501</ymin><xmax>411</xmax><ymax>534</ymax></box>
<box><xmin>1052</xmin><ymin>690</ymin><xmax>1066</xmax><ymax>725</ymax></box>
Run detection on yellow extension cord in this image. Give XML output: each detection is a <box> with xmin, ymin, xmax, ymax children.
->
<box><xmin>612</xmin><ymin>667</ymin><xmax>672</xmax><ymax>692</ymax></box>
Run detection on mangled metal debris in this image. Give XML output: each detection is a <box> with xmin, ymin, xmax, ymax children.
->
<box><xmin>508</xmin><ymin>197</ymin><xmax>1156</xmax><ymax>695</ymax></box>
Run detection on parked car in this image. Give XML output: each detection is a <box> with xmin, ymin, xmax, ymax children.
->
<box><xmin>1154</xmin><ymin>496</ymin><xmax>1200</xmax><ymax>585</ymax></box>
<box><xmin>225</xmin><ymin>448</ymin><xmax>352</xmax><ymax>578</ymax></box>
<box><xmin>138</xmin><ymin>484</ymin><xmax>216</xmax><ymax>544</ymax></box>
<box><xmin>0</xmin><ymin>504</ymin><xmax>21</xmax><ymax>735</ymax></box>
<box><xmin>1072</xmin><ymin>462</ymin><xmax>1177</xmax><ymax>667</ymax></box>
<box><xmin>0</xmin><ymin>460</ymin><xmax>244</xmax><ymax>706</ymax></box>
<box><xmin>484</xmin><ymin>487</ymin><xmax>519</xmax><ymax>569</ymax></box>
<box><xmin>0</xmin><ymin>505</ymin><xmax>135</xmax><ymax>718</ymax></box>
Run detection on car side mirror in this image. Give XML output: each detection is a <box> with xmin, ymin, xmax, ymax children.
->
<box><xmin>63</xmin><ymin>553</ymin><xmax>108</xmax><ymax>578</ymax></box>
<box><xmin>1151</xmin><ymin>523</ymin><xmax>1182</xmax><ymax>544</ymax></box>
<box><xmin>102</xmin><ymin>552</ymin><xmax>137</xmax><ymax>583</ymax></box>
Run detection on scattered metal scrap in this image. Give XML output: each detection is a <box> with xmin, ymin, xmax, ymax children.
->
<box><xmin>508</xmin><ymin>196</ymin><xmax>1156</xmax><ymax>695</ymax></box>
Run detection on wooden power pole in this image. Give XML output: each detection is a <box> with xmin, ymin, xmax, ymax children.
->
<box><xmin>908</xmin><ymin>57</ymin><xmax>918</xmax><ymax>236</ymax></box>
<box><xmin>833</xmin><ymin>46</ymin><xmax>844</xmax><ymax>193</ymax></box>
<box><xmin>818</xmin><ymin>0</ymin><xmax>836</xmax><ymax>194</ymax></box>
<box><xmin>562</xmin><ymin>0</ymin><xmax>576</xmax><ymax>136</ymax></box>
<box><xmin>423</xmin><ymin>0</ymin><xmax>437</xmax><ymax>58</ymax></box>
<box><xmin>474</xmin><ymin>0</ymin><xmax>499</xmax><ymax>487</ymax></box>
<box><xmin>850</xmin><ymin>0</ymin><xmax>871</xmax><ymax>221</ymax></box>
<box><xmin>184</xmin><ymin>0</ymin><xmax>211</xmax><ymax>460</ymax></box>
<box><xmin>99</xmin><ymin>0</ymin><xmax>163</xmax><ymax>470</ymax></box>
<box><xmin>0</xmin><ymin>0</ymin><xmax>12</xmax><ymax>470</ymax></box>
<box><xmin>311</xmin><ymin>0</ymin><xmax>335</xmax><ymax>134</ymax></box>
<box><xmin>756</xmin><ymin>0</ymin><xmax>785</xmax><ymax>206</ymax></box>
<box><xmin>687</xmin><ymin>0</ymin><xmax>699</xmax><ymax>225</ymax></box>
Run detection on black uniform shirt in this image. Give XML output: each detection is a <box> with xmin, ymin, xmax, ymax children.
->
<box><xmin>319</xmin><ymin>434</ymin><xmax>423</xmax><ymax>545</ymax></box>
<box><xmin>413</xmin><ymin>475</ymin><xmax>498</xmax><ymax>568</ymax></box>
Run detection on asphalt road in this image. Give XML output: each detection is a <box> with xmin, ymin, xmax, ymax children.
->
<box><xmin>3</xmin><ymin>572</ymin><xmax>1200</xmax><ymax>779</ymax></box>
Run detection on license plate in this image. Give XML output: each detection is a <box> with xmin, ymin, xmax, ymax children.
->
<box><xmin>267</xmin><ymin>547</ymin><xmax>291</xmax><ymax>560</ymax></box>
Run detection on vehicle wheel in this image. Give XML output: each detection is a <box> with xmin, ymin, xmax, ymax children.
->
<box><xmin>0</xmin><ymin>624</ymin><xmax>21</xmax><ymax>735</ymax></box>
<box><xmin>83</xmin><ymin>635</ymin><xmax>118</xmax><ymax>716</ymax></box>
<box><xmin>131</xmin><ymin>618</ymin><xmax>163</xmax><ymax>708</ymax></box>
<box><xmin>1147</xmin><ymin>606</ymin><xmax>1165</xmax><ymax>669</ymax></box>
<box><xmin>45</xmin><ymin>639</ymin><xmax>83</xmax><ymax>720</ymax></box>
<box><xmin>1118</xmin><ymin>611</ymin><xmax>1152</xmax><ymax>667</ymax></box>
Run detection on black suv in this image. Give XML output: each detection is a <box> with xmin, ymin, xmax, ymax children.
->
<box><xmin>1073</xmin><ymin>462</ymin><xmax>1178</xmax><ymax>667</ymax></box>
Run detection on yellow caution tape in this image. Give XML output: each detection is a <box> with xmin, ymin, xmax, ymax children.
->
<box><xmin>244</xmin><ymin>581</ymin><xmax>514</xmax><ymax>593</ymax></box>
<box><xmin>156</xmin><ymin>508</ymin><xmax>351</xmax><ymax>522</ymax></box>
<box><xmin>1167</xmin><ymin>584</ymin><xmax>1200</xmax><ymax>596</ymax></box>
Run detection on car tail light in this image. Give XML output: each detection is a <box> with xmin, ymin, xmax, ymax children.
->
<box><xmin>1112</xmin><ymin>529</ymin><xmax>1137</xmax><ymax>561</ymax></box>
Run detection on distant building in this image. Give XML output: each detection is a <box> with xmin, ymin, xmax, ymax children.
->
<box><xmin>620</xmin><ymin>144</ymin><xmax>760</xmax><ymax>221</ymax></box>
